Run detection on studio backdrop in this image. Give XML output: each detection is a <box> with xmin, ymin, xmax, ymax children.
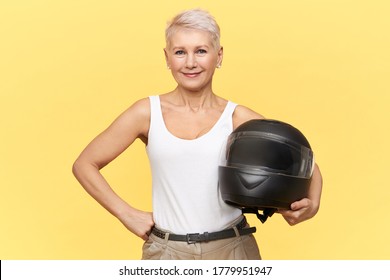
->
<box><xmin>1</xmin><ymin>0</ymin><xmax>389</xmax><ymax>259</ymax></box>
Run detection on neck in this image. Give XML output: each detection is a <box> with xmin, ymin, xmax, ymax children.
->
<box><xmin>173</xmin><ymin>86</ymin><xmax>217</xmax><ymax>110</ymax></box>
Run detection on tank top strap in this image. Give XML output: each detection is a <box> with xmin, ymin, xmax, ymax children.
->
<box><xmin>217</xmin><ymin>100</ymin><xmax>237</xmax><ymax>132</ymax></box>
<box><xmin>148</xmin><ymin>95</ymin><xmax>165</xmax><ymax>135</ymax></box>
<box><xmin>224</xmin><ymin>101</ymin><xmax>237</xmax><ymax>120</ymax></box>
<box><xmin>148</xmin><ymin>95</ymin><xmax>161</xmax><ymax>119</ymax></box>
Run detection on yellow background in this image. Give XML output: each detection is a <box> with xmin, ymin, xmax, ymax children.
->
<box><xmin>1</xmin><ymin>0</ymin><xmax>389</xmax><ymax>260</ymax></box>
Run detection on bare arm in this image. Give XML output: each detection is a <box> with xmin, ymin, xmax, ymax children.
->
<box><xmin>232</xmin><ymin>105</ymin><xmax>265</xmax><ymax>129</ymax></box>
<box><xmin>72</xmin><ymin>98</ymin><xmax>154</xmax><ymax>240</ymax></box>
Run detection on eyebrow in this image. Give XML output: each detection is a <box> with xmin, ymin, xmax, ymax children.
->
<box><xmin>171</xmin><ymin>45</ymin><xmax>210</xmax><ymax>50</ymax></box>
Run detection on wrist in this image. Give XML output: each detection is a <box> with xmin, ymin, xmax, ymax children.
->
<box><xmin>112</xmin><ymin>201</ymin><xmax>136</xmax><ymax>221</ymax></box>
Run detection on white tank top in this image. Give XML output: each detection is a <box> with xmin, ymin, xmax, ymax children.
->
<box><xmin>146</xmin><ymin>95</ymin><xmax>242</xmax><ymax>234</ymax></box>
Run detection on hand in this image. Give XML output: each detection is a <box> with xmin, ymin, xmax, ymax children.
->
<box><xmin>118</xmin><ymin>209</ymin><xmax>155</xmax><ymax>241</ymax></box>
<box><xmin>278</xmin><ymin>198</ymin><xmax>319</xmax><ymax>226</ymax></box>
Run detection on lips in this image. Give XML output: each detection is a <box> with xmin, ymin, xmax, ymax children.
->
<box><xmin>182</xmin><ymin>72</ymin><xmax>201</xmax><ymax>78</ymax></box>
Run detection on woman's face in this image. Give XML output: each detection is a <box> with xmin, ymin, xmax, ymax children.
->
<box><xmin>165</xmin><ymin>27</ymin><xmax>223</xmax><ymax>93</ymax></box>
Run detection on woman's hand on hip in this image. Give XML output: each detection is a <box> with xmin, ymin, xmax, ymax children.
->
<box><xmin>118</xmin><ymin>209</ymin><xmax>155</xmax><ymax>241</ymax></box>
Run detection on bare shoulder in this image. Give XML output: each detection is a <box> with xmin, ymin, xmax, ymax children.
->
<box><xmin>126</xmin><ymin>97</ymin><xmax>150</xmax><ymax>117</ymax></box>
<box><xmin>109</xmin><ymin>97</ymin><xmax>151</xmax><ymax>141</ymax></box>
<box><xmin>233</xmin><ymin>105</ymin><xmax>265</xmax><ymax>129</ymax></box>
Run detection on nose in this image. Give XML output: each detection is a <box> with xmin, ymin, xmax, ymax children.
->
<box><xmin>185</xmin><ymin>53</ymin><xmax>197</xmax><ymax>69</ymax></box>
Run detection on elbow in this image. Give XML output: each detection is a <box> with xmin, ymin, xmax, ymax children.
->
<box><xmin>72</xmin><ymin>157</ymin><xmax>101</xmax><ymax>179</ymax></box>
<box><xmin>72</xmin><ymin>157</ymin><xmax>91</xmax><ymax>178</ymax></box>
<box><xmin>72</xmin><ymin>158</ymin><xmax>83</xmax><ymax>179</ymax></box>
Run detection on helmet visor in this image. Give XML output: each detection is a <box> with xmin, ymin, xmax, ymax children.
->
<box><xmin>223</xmin><ymin>131</ymin><xmax>315</xmax><ymax>179</ymax></box>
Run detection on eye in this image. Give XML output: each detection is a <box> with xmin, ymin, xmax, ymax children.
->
<box><xmin>174</xmin><ymin>50</ymin><xmax>185</xmax><ymax>55</ymax></box>
<box><xmin>196</xmin><ymin>49</ymin><xmax>207</xmax><ymax>55</ymax></box>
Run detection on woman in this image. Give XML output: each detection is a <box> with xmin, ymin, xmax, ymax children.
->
<box><xmin>72</xmin><ymin>8</ymin><xmax>322</xmax><ymax>260</ymax></box>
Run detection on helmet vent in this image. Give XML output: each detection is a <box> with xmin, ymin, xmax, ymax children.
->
<box><xmin>237</xmin><ymin>173</ymin><xmax>269</xmax><ymax>190</ymax></box>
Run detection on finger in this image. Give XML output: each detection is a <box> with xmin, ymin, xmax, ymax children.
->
<box><xmin>284</xmin><ymin>217</ymin><xmax>298</xmax><ymax>226</ymax></box>
<box><xmin>141</xmin><ymin>233</ymin><xmax>150</xmax><ymax>241</ymax></box>
<box><xmin>277</xmin><ymin>209</ymin><xmax>290</xmax><ymax>215</ymax></box>
<box><xmin>291</xmin><ymin>198</ymin><xmax>310</xmax><ymax>210</ymax></box>
<box><xmin>284</xmin><ymin>210</ymin><xmax>303</xmax><ymax>225</ymax></box>
<box><xmin>142</xmin><ymin>224</ymin><xmax>154</xmax><ymax>241</ymax></box>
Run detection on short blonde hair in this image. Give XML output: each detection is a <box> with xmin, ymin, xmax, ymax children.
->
<box><xmin>165</xmin><ymin>9</ymin><xmax>221</xmax><ymax>49</ymax></box>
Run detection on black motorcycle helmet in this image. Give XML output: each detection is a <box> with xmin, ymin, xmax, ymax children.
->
<box><xmin>218</xmin><ymin>119</ymin><xmax>315</xmax><ymax>223</ymax></box>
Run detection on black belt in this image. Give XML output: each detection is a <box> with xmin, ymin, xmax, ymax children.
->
<box><xmin>151</xmin><ymin>217</ymin><xmax>256</xmax><ymax>244</ymax></box>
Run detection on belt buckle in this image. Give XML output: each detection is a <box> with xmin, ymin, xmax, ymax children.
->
<box><xmin>186</xmin><ymin>233</ymin><xmax>199</xmax><ymax>244</ymax></box>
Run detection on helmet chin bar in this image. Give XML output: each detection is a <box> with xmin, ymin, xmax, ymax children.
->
<box><xmin>242</xmin><ymin>208</ymin><xmax>276</xmax><ymax>223</ymax></box>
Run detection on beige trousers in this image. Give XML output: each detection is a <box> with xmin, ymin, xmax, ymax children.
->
<box><xmin>141</xmin><ymin>217</ymin><xmax>261</xmax><ymax>260</ymax></box>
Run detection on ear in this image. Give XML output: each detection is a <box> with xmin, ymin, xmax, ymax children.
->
<box><xmin>217</xmin><ymin>46</ymin><xmax>224</xmax><ymax>67</ymax></box>
<box><xmin>164</xmin><ymin>48</ymin><xmax>169</xmax><ymax>65</ymax></box>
